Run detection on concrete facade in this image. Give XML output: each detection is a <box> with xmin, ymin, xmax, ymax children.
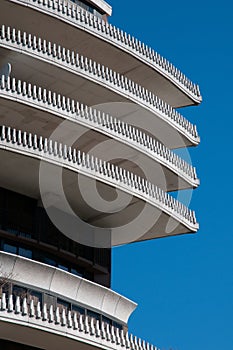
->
<box><xmin>0</xmin><ymin>1</ymin><xmax>201</xmax><ymax>349</ymax></box>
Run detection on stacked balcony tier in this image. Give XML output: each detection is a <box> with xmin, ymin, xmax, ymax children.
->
<box><xmin>0</xmin><ymin>26</ymin><xmax>200</xmax><ymax>149</ymax></box>
<box><xmin>0</xmin><ymin>251</ymin><xmax>144</xmax><ymax>350</ymax></box>
<box><xmin>0</xmin><ymin>125</ymin><xmax>198</xmax><ymax>245</ymax></box>
<box><xmin>0</xmin><ymin>1</ymin><xmax>200</xmax><ymax>244</ymax></box>
<box><xmin>0</xmin><ymin>76</ymin><xmax>199</xmax><ymax>191</ymax></box>
<box><xmin>0</xmin><ymin>0</ymin><xmax>202</xmax><ymax>108</ymax></box>
<box><xmin>0</xmin><ymin>1</ymin><xmax>201</xmax><ymax>350</ymax></box>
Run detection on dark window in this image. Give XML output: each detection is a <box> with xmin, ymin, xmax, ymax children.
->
<box><xmin>57</xmin><ymin>298</ymin><xmax>71</xmax><ymax>313</ymax></box>
<box><xmin>28</xmin><ymin>290</ymin><xmax>42</xmax><ymax>305</ymax></box>
<box><xmin>3</xmin><ymin>243</ymin><xmax>17</xmax><ymax>254</ymax></box>
<box><xmin>87</xmin><ymin>309</ymin><xmax>100</xmax><ymax>321</ymax></box>
<box><xmin>44</xmin><ymin>293</ymin><xmax>56</xmax><ymax>309</ymax></box>
<box><xmin>19</xmin><ymin>247</ymin><xmax>32</xmax><ymax>259</ymax></box>
<box><xmin>57</xmin><ymin>264</ymin><xmax>69</xmax><ymax>272</ymax></box>
<box><xmin>0</xmin><ymin>187</ymin><xmax>111</xmax><ymax>287</ymax></box>
<box><xmin>102</xmin><ymin>315</ymin><xmax>111</xmax><ymax>325</ymax></box>
<box><xmin>44</xmin><ymin>257</ymin><xmax>56</xmax><ymax>266</ymax></box>
<box><xmin>72</xmin><ymin>304</ymin><xmax>85</xmax><ymax>315</ymax></box>
<box><xmin>12</xmin><ymin>285</ymin><xmax>27</xmax><ymax>302</ymax></box>
<box><xmin>112</xmin><ymin>321</ymin><xmax>123</xmax><ymax>330</ymax></box>
<box><xmin>1</xmin><ymin>282</ymin><xmax>11</xmax><ymax>297</ymax></box>
<box><xmin>71</xmin><ymin>268</ymin><xmax>83</xmax><ymax>277</ymax></box>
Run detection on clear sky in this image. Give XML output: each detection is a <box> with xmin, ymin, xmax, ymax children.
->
<box><xmin>110</xmin><ymin>1</ymin><xmax>233</xmax><ymax>349</ymax></box>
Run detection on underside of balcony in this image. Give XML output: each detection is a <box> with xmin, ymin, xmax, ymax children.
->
<box><xmin>0</xmin><ymin>127</ymin><xmax>198</xmax><ymax>247</ymax></box>
<box><xmin>0</xmin><ymin>0</ymin><xmax>202</xmax><ymax>108</ymax></box>
<box><xmin>0</xmin><ymin>95</ymin><xmax>199</xmax><ymax>191</ymax></box>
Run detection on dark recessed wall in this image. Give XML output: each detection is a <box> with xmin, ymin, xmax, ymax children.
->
<box><xmin>0</xmin><ymin>339</ymin><xmax>44</xmax><ymax>350</ymax></box>
<box><xmin>0</xmin><ymin>187</ymin><xmax>111</xmax><ymax>287</ymax></box>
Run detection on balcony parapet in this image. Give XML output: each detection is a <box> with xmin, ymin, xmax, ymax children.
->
<box><xmin>0</xmin><ymin>75</ymin><xmax>199</xmax><ymax>189</ymax></box>
<box><xmin>0</xmin><ymin>125</ymin><xmax>198</xmax><ymax>231</ymax></box>
<box><xmin>0</xmin><ymin>251</ymin><xmax>136</xmax><ymax>325</ymax></box>
<box><xmin>0</xmin><ymin>252</ymin><xmax>159</xmax><ymax>349</ymax></box>
<box><xmin>3</xmin><ymin>0</ymin><xmax>201</xmax><ymax>107</ymax></box>
<box><xmin>0</xmin><ymin>25</ymin><xmax>199</xmax><ymax>148</ymax></box>
<box><xmin>0</xmin><ymin>291</ymin><xmax>158</xmax><ymax>350</ymax></box>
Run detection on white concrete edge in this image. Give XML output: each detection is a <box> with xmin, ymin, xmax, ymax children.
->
<box><xmin>0</xmin><ymin>251</ymin><xmax>137</xmax><ymax>325</ymax></box>
<box><xmin>0</xmin><ymin>88</ymin><xmax>199</xmax><ymax>189</ymax></box>
<box><xmin>0</xmin><ymin>29</ymin><xmax>200</xmax><ymax>144</ymax></box>
<box><xmin>7</xmin><ymin>0</ymin><xmax>202</xmax><ymax>104</ymax></box>
<box><xmin>0</xmin><ymin>127</ymin><xmax>199</xmax><ymax>230</ymax></box>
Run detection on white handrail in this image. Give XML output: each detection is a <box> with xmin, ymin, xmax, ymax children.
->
<box><xmin>0</xmin><ymin>292</ymin><xmax>159</xmax><ymax>350</ymax></box>
<box><xmin>5</xmin><ymin>0</ymin><xmax>202</xmax><ymax>104</ymax></box>
<box><xmin>0</xmin><ymin>25</ymin><xmax>200</xmax><ymax>143</ymax></box>
<box><xmin>0</xmin><ymin>125</ymin><xmax>198</xmax><ymax>228</ymax></box>
<box><xmin>0</xmin><ymin>74</ymin><xmax>199</xmax><ymax>185</ymax></box>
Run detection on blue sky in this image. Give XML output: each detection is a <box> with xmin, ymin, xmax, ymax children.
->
<box><xmin>110</xmin><ymin>1</ymin><xmax>233</xmax><ymax>349</ymax></box>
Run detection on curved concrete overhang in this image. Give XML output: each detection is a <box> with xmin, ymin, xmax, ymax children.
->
<box><xmin>0</xmin><ymin>258</ymin><xmax>152</xmax><ymax>350</ymax></box>
<box><xmin>0</xmin><ymin>281</ymin><xmax>156</xmax><ymax>350</ymax></box>
<box><xmin>0</xmin><ymin>0</ymin><xmax>202</xmax><ymax>108</ymax></box>
<box><xmin>0</xmin><ymin>78</ymin><xmax>199</xmax><ymax>191</ymax></box>
<box><xmin>0</xmin><ymin>320</ymin><xmax>148</xmax><ymax>350</ymax></box>
<box><xmin>0</xmin><ymin>251</ymin><xmax>136</xmax><ymax>325</ymax></box>
<box><xmin>0</xmin><ymin>126</ymin><xmax>199</xmax><ymax>245</ymax></box>
<box><xmin>0</xmin><ymin>28</ymin><xmax>200</xmax><ymax>149</ymax></box>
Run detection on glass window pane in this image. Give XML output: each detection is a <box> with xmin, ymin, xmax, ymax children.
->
<box><xmin>58</xmin><ymin>264</ymin><xmax>68</xmax><ymax>272</ymax></box>
<box><xmin>57</xmin><ymin>298</ymin><xmax>71</xmax><ymax>312</ymax></box>
<box><xmin>102</xmin><ymin>315</ymin><xmax>111</xmax><ymax>325</ymax></box>
<box><xmin>3</xmin><ymin>243</ymin><xmax>17</xmax><ymax>254</ymax></box>
<box><xmin>19</xmin><ymin>247</ymin><xmax>32</xmax><ymax>259</ymax></box>
<box><xmin>28</xmin><ymin>290</ymin><xmax>42</xmax><ymax>305</ymax></box>
<box><xmin>112</xmin><ymin>321</ymin><xmax>123</xmax><ymax>330</ymax></box>
<box><xmin>44</xmin><ymin>294</ymin><xmax>56</xmax><ymax>309</ymax></box>
<box><xmin>87</xmin><ymin>310</ymin><xmax>100</xmax><ymax>321</ymax></box>
<box><xmin>12</xmin><ymin>285</ymin><xmax>27</xmax><ymax>302</ymax></box>
<box><xmin>44</xmin><ymin>257</ymin><xmax>56</xmax><ymax>266</ymax></box>
<box><xmin>71</xmin><ymin>268</ymin><xmax>83</xmax><ymax>277</ymax></box>
<box><xmin>72</xmin><ymin>304</ymin><xmax>85</xmax><ymax>315</ymax></box>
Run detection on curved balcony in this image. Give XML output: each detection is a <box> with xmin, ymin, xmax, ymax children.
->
<box><xmin>0</xmin><ymin>76</ymin><xmax>199</xmax><ymax>191</ymax></box>
<box><xmin>0</xmin><ymin>252</ymin><xmax>157</xmax><ymax>350</ymax></box>
<box><xmin>0</xmin><ymin>125</ymin><xmax>198</xmax><ymax>244</ymax></box>
<box><xmin>0</xmin><ymin>251</ymin><xmax>135</xmax><ymax>325</ymax></box>
<box><xmin>0</xmin><ymin>26</ymin><xmax>200</xmax><ymax>149</ymax></box>
<box><xmin>0</xmin><ymin>0</ymin><xmax>201</xmax><ymax>108</ymax></box>
<box><xmin>0</xmin><ymin>298</ymin><xmax>157</xmax><ymax>350</ymax></box>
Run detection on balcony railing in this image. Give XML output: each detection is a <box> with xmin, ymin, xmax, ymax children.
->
<box><xmin>0</xmin><ymin>125</ymin><xmax>198</xmax><ymax>230</ymax></box>
<box><xmin>0</xmin><ymin>292</ymin><xmax>158</xmax><ymax>350</ymax></box>
<box><xmin>0</xmin><ymin>25</ymin><xmax>200</xmax><ymax>147</ymax></box>
<box><xmin>0</xmin><ymin>75</ymin><xmax>199</xmax><ymax>189</ymax></box>
<box><xmin>5</xmin><ymin>0</ymin><xmax>201</xmax><ymax>104</ymax></box>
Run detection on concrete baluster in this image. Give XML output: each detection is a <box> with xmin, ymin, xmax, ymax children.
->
<box><xmin>15</xmin><ymin>296</ymin><xmax>21</xmax><ymax>314</ymax></box>
<box><xmin>73</xmin><ymin>312</ymin><xmax>78</xmax><ymax>329</ymax></box>
<box><xmin>78</xmin><ymin>314</ymin><xmax>84</xmax><ymax>332</ymax></box>
<box><xmin>55</xmin><ymin>307</ymin><xmax>60</xmax><ymax>324</ymax></box>
<box><xmin>12</xmin><ymin>128</ymin><xmax>16</xmax><ymax>143</ymax></box>
<box><xmin>48</xmin><ymin>140</ymin><xmax>53</xmax><ymax>155</ymax></box>
<box><xmin>8</xmin><ymin>294</ymin><xmax>14</xmax><ymax>312</ymax></box>
<box><xmin>6</xmin><ymin>127</ymin><xmax>11</xmax><ymax>142</ymax></box>
<box><xmin>67</xmin><ymin>310</ymin><xmax>72</xmax><ymax>328</ymax></box>
<box><xmin>49</xmin><ymin>304</ymin><xmax>54</xmax><ymax>323</ymax></box>
<box><xmin>29</xmin><ymin>299</ymin><xmax>35</xmax><ymax>317</ymax></box>
<box><xmin>95</xmin><ymin>320</ymin><xmax>101</xmax><ymax>337</ymax></box>
<box><xmin>61</xmin><ymin>308</ymin><xmax>66</xmax><ymax>326</ymax></box>
<box><xmin>1</xmin><ymin>293</ymin><xmax>6</xmax><ymax>311</ymax></box>
<box><xmin>22</xmin><ymin>297</ymin><xmax>28</xmax><ymax>316</ymax></box>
